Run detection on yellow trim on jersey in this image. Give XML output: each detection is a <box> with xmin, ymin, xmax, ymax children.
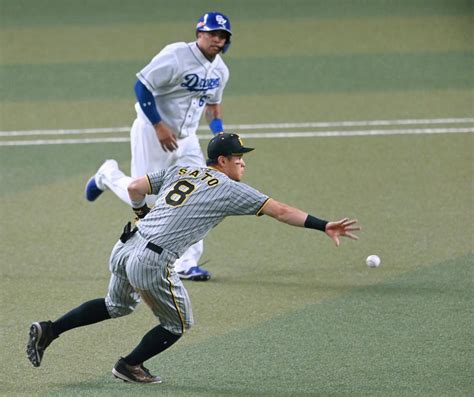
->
<box><xmin>145</xmin><ymin>174</ymin><xmax>152</xmax><ymax>194</ymax></box>
<box><xmin>166</xmin><ymin>268</ymin><xmax>186</xmax><ymax>334</ymax></box>
<box><xmin>256</xmin><ymin>198</ymin><xmax>272</xmax><ymax>217</ymax></box>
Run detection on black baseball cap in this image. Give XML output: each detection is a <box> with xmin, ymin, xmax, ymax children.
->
<box><xmin>207</xmin><ymin>133</ymin><xmax>254</xmax><ymax>161</ymax></box>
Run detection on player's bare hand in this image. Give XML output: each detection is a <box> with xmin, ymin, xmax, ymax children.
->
<box><xmin>325</xmin><ymin>218</ymin><xmax>361</xmax><ymax>247</ymax></box>
<box><xmin>154</xmin><ymin>122</ymin><xmax>178</xmax><ymax>152</ymax></box>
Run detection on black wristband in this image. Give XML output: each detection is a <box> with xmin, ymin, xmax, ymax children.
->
<box><xmin>133</xmin><ymin>204</ymin><xmax>150</xmax><ymax>219</ymax></box>
<box><xmin>304</xmin><ymin>215</ymin><xmax>328</xmax><ymax>232</ymax></box>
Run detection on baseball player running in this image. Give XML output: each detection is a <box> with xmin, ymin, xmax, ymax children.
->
<box><xmin>27</xmin><ymin>133</ymin><xmax>361</xmax><ymax>384</ymax></box>
<box><xmin>85</xmin><ymin>11</ymin><xmax>233</xmax><ymax>281</ymax></box>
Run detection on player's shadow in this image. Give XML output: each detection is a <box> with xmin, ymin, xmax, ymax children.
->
<box><xmin>213</xmin><ymin>276</ymin><xmax>359</xmax><ymax>292</ymax></box>
<box><xmin>48</xmin><ymin>378</ymin><xmax>307</xmax><ymax>396</ymax></box>
<box><xmin>210</xmin><ymin>275</ymin><xmax>458</xmax><ymax>298</ymax></box>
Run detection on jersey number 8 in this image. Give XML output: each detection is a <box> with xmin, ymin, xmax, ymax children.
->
<box><xmin>165</xmin><ymin>180</ymin><xmax>196</xmax><ymax>207</ymax></box>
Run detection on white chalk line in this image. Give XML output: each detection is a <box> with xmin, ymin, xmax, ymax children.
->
<box><xmin>1</xmin><ymin>127</ymin><xmax>473</xmax><ymax>146</ymax></box>
<box><xmin>1</xmin><ymin>117</ymin><xmax>474</xmax><ymax>137</ymax></box>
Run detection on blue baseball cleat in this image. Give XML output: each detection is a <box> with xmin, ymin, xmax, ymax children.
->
<box><xmin>84</xmin><ymin>159</ymin><xmax>118</xmax><ymax>202</ymax></box>
<box><xmin>85</xmin><ymin>176</ymin><xmax>104</xmax><ymax>201</ymax></box>
<box><xmin>178</xmin><ymin>266</ymin><xmax>211</xmax><ymax>281</ymax></box>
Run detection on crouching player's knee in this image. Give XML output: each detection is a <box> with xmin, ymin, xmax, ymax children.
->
<box><xmin>161</xmin><ymin>316</ymin><xmax>193</xmax><ymax>337</ymax></box>
<box><xmin>105</xmin><ymin>296</ymin><xmax>138</xmax><ymax>318</ymax></box>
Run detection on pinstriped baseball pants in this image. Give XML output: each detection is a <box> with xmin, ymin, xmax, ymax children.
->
<box><xmin>105</xmin><ymin>232</ymin><xmax>193</xmax><ymax>335</ymax></box>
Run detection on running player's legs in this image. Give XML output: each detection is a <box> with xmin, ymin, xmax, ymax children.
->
<box><xmin>176</xmin><ymin>134</ymin><xmax>206</xmax><ymax>167</ymax></box>
<box><xmin>131</xmin><ymin>130</ymin><xmax>205</xmax><ymax>274</ymax></box>
<box><xmin>172</xmin><ymin>134</ymin><xmax>206</xmax><ymax>273</ymax></box>
<box><xmin>98</xmin><ymin>163</ymin><xmax>133</xmax><ymax>206</ymax></box>
<box><xmin>173</xmin><ymin>241</ymin><xmax>204</xmax><ymax>274</ymax></box>
<box><xmin>131</xmin><ymin>118</ymin><xmax>180</xmax><ymax>176</ymax></box>
<box><xmin>131</xmin><ymin>118</ymin><xmax>178</xmax><ymax>206</ymax></box>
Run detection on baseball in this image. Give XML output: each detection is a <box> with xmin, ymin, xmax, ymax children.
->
<box><xmin>366</xmin><ymin>255</ymin><xmax>381</xmax><ymax>268</ymax></box>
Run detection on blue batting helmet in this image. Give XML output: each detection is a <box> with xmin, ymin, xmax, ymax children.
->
<box><xmin>196</xmin><ymin>12</ymin><xmax>232</xmax><ymax>53</ymax></box>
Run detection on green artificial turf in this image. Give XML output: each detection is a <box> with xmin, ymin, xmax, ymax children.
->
<box><xmin>1</xmin><ymin>1</ymin><xmax>473</xmax><ymax>395</ymax></box>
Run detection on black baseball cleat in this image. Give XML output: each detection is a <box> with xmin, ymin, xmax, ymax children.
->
<box><xmin>26</xmin><ymin>321</ymin><xmax>57</xmax><ymax>367</ymax></box>
<box><xmin>112</xmin><ymin>358</ymin><xmax>162</xmax><ymax>384</ymax></box>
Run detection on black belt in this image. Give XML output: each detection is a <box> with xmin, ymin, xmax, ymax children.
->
<box><xmin>146</xmin><ymin>241</ymin><xmax>163</xmax><ymax>255</ymax></box>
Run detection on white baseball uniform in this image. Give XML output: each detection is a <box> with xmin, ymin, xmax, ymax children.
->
<box><xmin>99</xmin><ymin>41</ymin><xmax>229</xmax><ymax>273</ymax></box>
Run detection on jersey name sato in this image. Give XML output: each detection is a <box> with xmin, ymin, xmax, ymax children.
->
<box><xmin>177</xmin><ymin>167</ymin><xmax>220</xmax><ymax>186</ymax></box>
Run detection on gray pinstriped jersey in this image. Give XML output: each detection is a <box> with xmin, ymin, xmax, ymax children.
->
<box><xmin>138</xmin><ymin>165</ymin><xmax>269</xmax><ymax>257</ymax></box>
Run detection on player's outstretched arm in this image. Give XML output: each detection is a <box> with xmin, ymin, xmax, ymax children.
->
<box><xmin>128</xmin><ymin>176</ymin><xmax>150</xmax><ymax>201</ymax></box>
<box><xmin>324</xmin><ymin>218</ymin><xmax>360</xmax><ymax>247</ymax></box>
<box><xmin>261</xmin><ymin>199</ymin><xmax>360</xmax><ymax>246</ymax></box>
<box><xmin>261</xmin><ymin>199</ymin><xmax>307</xmax><ymax>226</ymax></box>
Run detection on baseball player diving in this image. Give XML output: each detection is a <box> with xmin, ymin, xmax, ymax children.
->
<box><xmin>85</xmin><ymin>11</ymin><xmax>233</xmax><ymax>281</ymax></box>
<box><xmin>27</xmin><ymin>133</ymin><xmax>361</xmax><ymax>384</ymax></box>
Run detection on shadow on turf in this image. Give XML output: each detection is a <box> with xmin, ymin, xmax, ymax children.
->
<box><xmin>211</xmin><ymin>276</ymin><xmax>357</xmax><ymax>290</ymax></box>
<box><xmin>212</xmin><ymin>267</ymin><xmax>468</xmax><ymax>297</ymax></box>
<box><xmin>43</xmin><ymin>377</ymin><xmax>310</xmax><ymax>397</ymax></box>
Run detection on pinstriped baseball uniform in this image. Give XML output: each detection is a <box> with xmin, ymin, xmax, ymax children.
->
<box><xmin>105</xmin><ymin>165</ymin><xmax>269</xmax><ymax>335</ymax></box>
